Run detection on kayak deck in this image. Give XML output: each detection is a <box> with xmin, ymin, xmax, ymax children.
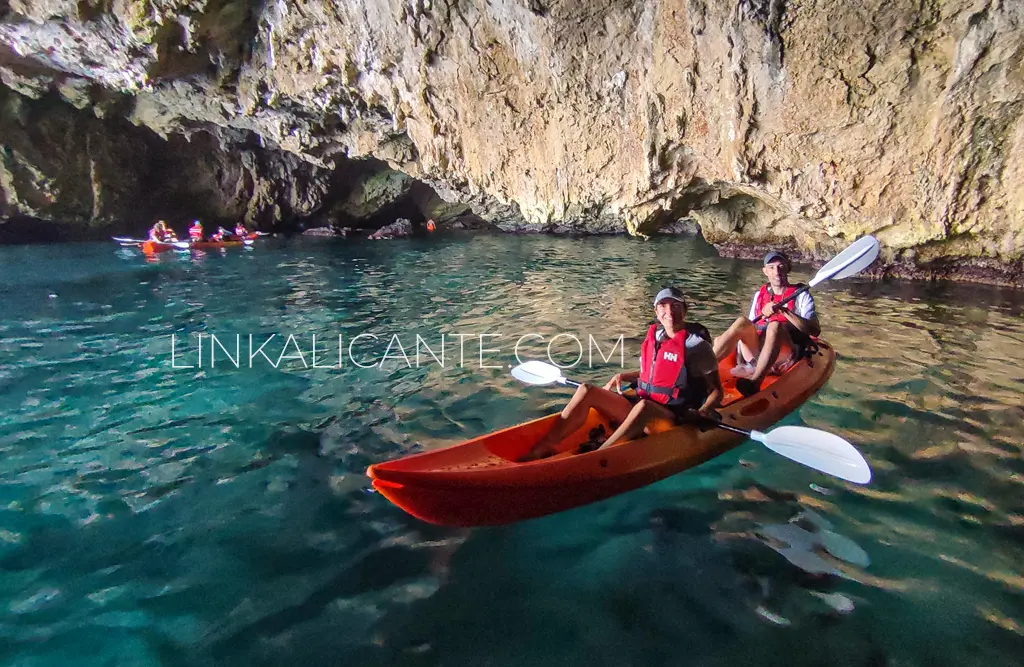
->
<box><xmin>367</xmin><ymin>340</ymin><xmax>837</xmax><ymax>526</ymax></box>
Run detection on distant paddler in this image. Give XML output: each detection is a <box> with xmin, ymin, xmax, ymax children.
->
<box><xmin>233</xmin><ymin>223</ymin><xmax>250</xmax><ymax>240</ymax></box>
<box><xmin>148</xmin><ymin>220</ymin><xmax>177</xmax><ymax>242</ymax></box>
<box><xmin>189</xmin><ymin>220</ymin><xmax>204</xmax><ymax>242</ymax></box>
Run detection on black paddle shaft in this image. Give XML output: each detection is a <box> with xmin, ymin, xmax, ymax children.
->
<box><xmin>706</xmin><ymin>420</ymin><xmax>751</xmax><ymax>437</ymax></box>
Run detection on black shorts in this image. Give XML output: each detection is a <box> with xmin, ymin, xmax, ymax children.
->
<box><xmin>623</xmin><ymin>393</ymin><xmax>695</xmax><ymax>424</ymax></box>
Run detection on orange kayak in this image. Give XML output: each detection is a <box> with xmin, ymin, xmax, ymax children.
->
<box><xmin>141</xmin><ymin>239</ymin><xmax>252</xmax><ymax>253</ymax></box>
<box><xmin>367</xmin><ymin>339</ymin><xmax>837</xmax><ymax>526</ymax></box>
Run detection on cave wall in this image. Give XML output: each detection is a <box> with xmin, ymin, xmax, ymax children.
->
<box><xmin>0</xmin><ymin>1</ymin><xmax>1022</xmax><ymax>280</ymax></box>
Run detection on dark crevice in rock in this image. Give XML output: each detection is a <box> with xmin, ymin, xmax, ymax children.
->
<box><xmin>76</xmin><ymin>1</ymin><xmax>112</xmax><ymax>23</ymax></box>
<box><xmin>635</xmin><ymin>181</ymin><xmax>731</xmax><ymax>235</ymax></box>
<box><xmin>0</xmin><ymin>80</ymin><xmax>499</xmax><ymax>242</ymax></box>
<box><xmin>0</xmin><ymin>214</ymin><xmax>132</xmax><ymax>243</ymax></box>
<box><xmin>528</xmin><ymin>0</ymin><xmax>549</xmax><ymax>17</ymax></box>
<box><xmin>147</xmin><ymin>20</ymin><xmax>214</xmax><ymax>82</ymax></box>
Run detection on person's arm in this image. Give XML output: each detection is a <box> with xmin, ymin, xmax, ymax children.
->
<box><xmin>688</xmin><ymin>341</ymin><xmax>724</xmax><ymax>415</ymax></box>
<box><xmin>604</xmin><ymin>370</ymin><xmax>640</xmax><ymax>393</ymax></box>
<box><xmin>777</xmin><ymin>292</ymin><xmax>820</xmax><ymax>336</ymax></box>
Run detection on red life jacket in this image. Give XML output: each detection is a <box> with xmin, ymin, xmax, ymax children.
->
<box><xmin>637</xmin><ymin>324</ymin><xmax>688</xmax><ymax>405</ymax></box>
<box><xmin>754</xmin><ymin>284</ymin><xmax>801</xmax><ymax>331</ymax></box>
<box><xmin>189</xmin><ymin>225</ymin><xmax>203</xmax><ymax>240</ymax></box>
<box><xmin>234</xmin><ymin>225</ymin><xmax>247</xmax><ymax>237</ymax></box>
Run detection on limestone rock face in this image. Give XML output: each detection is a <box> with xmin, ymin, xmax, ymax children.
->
<box><xmin>1</xmin><ymin>1</ymin><xmax>1023</xmax><ymax>280</ymax></box>
<box><xmin>0</xmin><ymin>83</ymin><xmax>338</xmax><ymax>235</ymax></box>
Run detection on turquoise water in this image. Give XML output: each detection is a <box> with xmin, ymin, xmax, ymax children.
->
<box><xmin>0</xmin><ymin>236</ymin><xmax>1021</xmax><ymax>666</ymax></box>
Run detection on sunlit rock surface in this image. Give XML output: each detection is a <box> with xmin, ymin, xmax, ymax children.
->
<box><xmin>2</xmin><ymin>1</ymin><xmax>1023</xmax><ymax>283</ymax></box>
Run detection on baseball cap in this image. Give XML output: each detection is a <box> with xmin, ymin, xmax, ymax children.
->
<box><xmin>763</xmin><ymin>251</ymin><xmax>790</xmax><ymax>266</ymax></box>
<box><xmin>653</xmin><ymin>287</ymin><xmax>687</xmax><ymax>307</ymax></box>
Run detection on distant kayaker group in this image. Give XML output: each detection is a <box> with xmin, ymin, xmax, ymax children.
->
<box><xmin>519</xmin><ymin>250</ymin><xmax>819</xmax><ymax>460</ymax></box>
<box><xmin>148</xmin><ymin>220</ymin><xmax>253</xmax><ymax>243</ymax></box>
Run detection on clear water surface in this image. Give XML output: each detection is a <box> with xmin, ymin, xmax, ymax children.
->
<box><xmin>0</xmin><ymin>235</ymin><xmax>1021</xmax><ymax>666</ymax></box>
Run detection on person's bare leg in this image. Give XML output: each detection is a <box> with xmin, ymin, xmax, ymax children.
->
<box><xmin>713</xmin><ymin>317</ymin><xmax>762</xmax><ymax>362</ymax></box>
<box><xmin>598</xmin><ymin>400</ymin><xmax>677</xmax><ymax>449</ymax></box>
<box><xmin>518</xmin><ymin>383</ymin><xmax>633</xmax><ymax>461</ymax></box>
<box><xmin>736</xmin><ymin>339</ymin><xmax>758</xmax><ymax>366</ymax></box>
<box><xmin>712</xmin><ymin>317</ymin><xmax>744</xmax><ymax>359</ymax></box>
<box><xmin>749</xmin><ymin>322</ymin><xmax>795</xmax><ymax>384</ymax></box>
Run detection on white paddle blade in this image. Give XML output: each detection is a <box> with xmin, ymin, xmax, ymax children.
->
<box><xmin>510</xmin><ymin>360</ymin><xmax>564</xmax><ymax>386</ymax></box>
<box><xmin>754</xmin><ymin>426</ymin><xmax>872</xmax><ymax>484</ymax></box>
<box><xmin>810</xmin><ymin>235</ymin><xmax>880</xmax><ymax>286</ymax></box>
<box><xmin>172</xmin><ymin>241</ymin><xmax>191</xmax><ymax>250</ymax></box>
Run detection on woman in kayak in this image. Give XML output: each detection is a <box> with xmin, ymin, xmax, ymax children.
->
<box><xmin>712</xmin><ymin>251</ymin><xmax>820</xmax><ymax>397</ymax></box>
<box><xmin>518</xmin><ymin>287</ymin><xmax>724</xmax><ymax>461</ymax></box>
<box><xmin>233</xmin><ymin>223</ymin><xmax>249</xmax><ymax>240</ymax></box>
<box><xmin>148</xmin><ymin>220</ymin><xmax>177</xmax><ymax>242</ymax></box>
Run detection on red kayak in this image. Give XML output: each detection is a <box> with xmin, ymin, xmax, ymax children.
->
<box><xmin>367</xmin><ymin>341</ymin><xmax>837</xmax><ymax>526</ymax></box>
<box><xmin>141</xmin><ymin>238</ymin><xmax>254</xmax><ymax>254</ymax></box>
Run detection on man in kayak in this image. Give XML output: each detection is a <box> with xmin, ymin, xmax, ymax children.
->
<box><xmin>189</xmin><ymin>220</ymin><xmax>204</xmax><ymax>242</ymax></box>
<box><xmin>233</xmin><ymin>223</ymin><xmax>249</xmax><ymax>240</ymax></box>
<box><xmin>148</xmin><ymin>220</ymin><xmax>177</xmax><ymax>242</ymax></box>
<box><xmin>712</xmin><ymin>251</ymin><xmax>820</xmax><ymax>397</ymax></box>
<box><xmin>518</xmin><ymin>287</ymin><xmax>724</xmax><ymax>461</ymax></box>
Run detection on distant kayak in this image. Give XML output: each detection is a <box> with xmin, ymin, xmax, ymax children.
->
<box><xmin>115</xmin><ymin>232</ymin><xmax>261</xmax><ymax>250</ymax></box>
<box><xmin>140</xmin><ymin>238</ymin><xmax>254</xmax><ymax>253</ymax></box>
<box><xmin>367</xmin><ymin>341</ymin><xmax>837</xmax><ymax>526</ymax></box>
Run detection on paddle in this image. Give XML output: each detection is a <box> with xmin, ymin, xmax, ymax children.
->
<box><xmin>511</xmin><ymin>360</ymin><xmax>872</xmax><ymax>484</ymax></box>
<box><xmin>753</xmin><ymin>235</ymin><xmax>880</xmax><ymax>324</ymax></box>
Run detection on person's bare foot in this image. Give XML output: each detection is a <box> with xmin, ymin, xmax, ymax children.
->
<box><xmin>575</xmin><ymin>425</ymin><xmax>607</xmax><ymax>455</ymax></box>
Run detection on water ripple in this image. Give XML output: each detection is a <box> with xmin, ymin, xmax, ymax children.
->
<box><xmin>0</xmin><ymin>237</ymin><xmax>1021</xmax><ymax>666</ymax></box>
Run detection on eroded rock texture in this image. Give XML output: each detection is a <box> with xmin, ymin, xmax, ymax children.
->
<box><xmin>1</xmin><ymin>1</ymin><xmax>1023</xmax><ymax>281</ymax></box>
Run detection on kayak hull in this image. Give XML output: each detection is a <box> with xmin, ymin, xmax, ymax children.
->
<box><xmin>140</xmin><ymin>239</ymin><xmax>252</xmax><ymax>253</ymax></box>
<box><xmin>367</xmin><ymin>340</ymin><xmax>837</xmax><ymax>526</ymax></box>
